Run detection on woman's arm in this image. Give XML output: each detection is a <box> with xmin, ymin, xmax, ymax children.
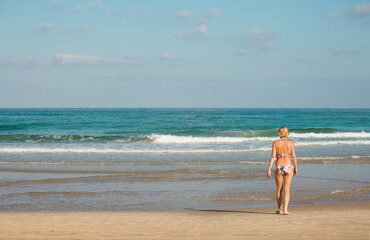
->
<box><xmin>291</xmin><ymin>141</ymin><xmax>298</xmax><ymax>175</ymax></box>
<box><xmin>267</xmin><ymin>142</ymin><xmax>276</xmax><ymax>178</ymax></box>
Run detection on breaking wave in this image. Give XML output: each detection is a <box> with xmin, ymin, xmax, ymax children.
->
<box><xmin>0</xmin><ymin>147</ymin><xmax>270</xmax><ymax>154</ymax></box>
<box><xmin>0</xmin><ymin>131</ymin><xmax>369</xmax><ymax>144</ymax></box>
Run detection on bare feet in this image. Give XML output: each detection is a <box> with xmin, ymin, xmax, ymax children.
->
<box><xmin>276</xmin><ymin>209</ymin><xmax>283</xmax><ymax>215</ymax></box>
<box><xmin>283</xmin><ymin>210</ymin><xmax>290</xmax><ymax>215</ymax></box>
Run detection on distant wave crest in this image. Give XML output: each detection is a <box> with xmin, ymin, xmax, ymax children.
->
<box><xmin>0</xmin><ymin>147</ymin><xmax>270</xmax><ymax>154</ymax></box>
<box><xmin>0</xmin><ymin>135</ymin><xmax>153</xmax><ymax>143</ymax></box>
<box><xmin>1</xmin><ymin>130</ymin><xmax>369</xmax><ymax>144</ymax></box>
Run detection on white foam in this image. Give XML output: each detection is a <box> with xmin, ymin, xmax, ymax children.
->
<box><xmin>150</xmin><ymin>134</ymin><xmax>370</xmax><ymax>146</ymax></box>
<box><xmin>295</xmin><ymin>140</ymin><xmax>370</xmax><ymax>146</ymax></box>
<box><xmin>330</xmin><ymin>189</ymin><xmax>346</xmax><ymax>194</ymax></box>
<box><xmin>0</xmin><ymin>160</ymin><xmax>267</xmax><ymax>166</ymax></box>
<box><xmin>149</xmin><ymin>134</ymin><xmax>275</xmax><ymax>143</ymax></box>
<box><xmin>0</xmin><ymin>147</ymin><xmax>270</xmax><ymax>154</ymax></box>
<box><xmin>290</xmin><ymin>131</ymin><xmax>370</xmax><ymax>139</ymax></box>
<box><xmin>146</xmin><ymin>132</ymin><xmax>370</xmax><ymax>144</ymax></box>
<box><xmin>299</xmin><ymin>155</ymin><xmax>370</xmax><ymax>160</ymax></box>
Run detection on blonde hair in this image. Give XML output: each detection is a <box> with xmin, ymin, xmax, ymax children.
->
<box><xmin>278</xmin><ymin>126</ymin><xmax>289</xmax><ymax>138</ymax></box>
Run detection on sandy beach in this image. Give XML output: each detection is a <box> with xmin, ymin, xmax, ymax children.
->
<box><xmin>0</xmin><ymin>202</ymin><xmax>369</xmax><ymax>240</ymax></box>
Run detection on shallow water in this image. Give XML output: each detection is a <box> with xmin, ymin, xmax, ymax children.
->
<box><xmin>0</xmin><ymin>108</ymin><xmax>369</xmax><ymax>210</ymax></box>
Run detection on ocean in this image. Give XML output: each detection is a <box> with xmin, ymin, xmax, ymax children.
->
<box><xmin>0</xmin><ymin>108</ymin><xmax>369</xmax><ymax>211</ymax></box>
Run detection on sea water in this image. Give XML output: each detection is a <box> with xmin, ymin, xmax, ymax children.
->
<box><xmin>0</xmin><ymin>108</ymin><xmax>369</xmax><ymax>210</ymax></box>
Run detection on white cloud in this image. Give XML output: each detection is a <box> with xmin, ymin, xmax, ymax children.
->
<box><xmin>177</xmin><ymin>24</ymin><xmax>217</xmax><ymax>38</ymax></box>
<box><xmin>74</xmin><ymin>6</ymin><xmax>82</xmax><ymax>12</ymax></box>
<box><xmin>176</xmin><ymin>8</ymin><xmax>221</xmax><ymax>39</ymax></box>
<box><xmin>246</xmin><ymin>28</ymin><xmax>276</xmax><ymax>41</ymax></box>
<box><xmin>54</xmin><ymin>54</ymin><xmax>129</xmax><ymax>65</ymax></box>
<box><xmin>51</xmin><ymin>0</ymin><xmax>63</xmax><ymax>6</ymax></box>
<box><xmin>157</xmin><ymin>53</ymin><xmax>174</xmax><ymax>61</ymax></box>
<box><xmin>176</xmin><ymin>10</ymin><xmax>194</xmax><ymax>18</ymax></box>
<box><xmin>88</xmin><ymin>1</ymin><xmax>104</xmax><ymax>9</ymax></box>
<box><xmin>247</xmin><ymin>28</ymin><xmax>268</xmax><ymax>36</ymax></box>
<box><xmin>0</xmin><ymin>53</ymin><xmax>143</xmax><ymax>68</ymax></box>
<box><xmin>354</xmin><ymin>3</ymin><xmax>370</xmax><ymax>15</ymax></box>
<box><xmin>79</xmin><ymin>25</ymin><xmax>92</xmax><ymax>31</ymax></box>
<box><xmin>207</xmin><ymin>8</ymin><xmax>222</xmax><ymax>17</ymax></box>
<box><xmin>329</xmin><ymin>11</ymin><xmax>347</xmax><ymax>19</ymax></box>
<box><xmin>330</xmin><ymin>3</ymin><xmax>370</xmax><ymax>19</ymax></box>
<box><xmin>195</xmin><ymin>24</ymin><xmax>208</xmax><ymax>35</ymax></box>
<box><xmin>35</xmin><ymin>23</ymin><xmax>56</xmax><ymax>30</ymax></box>
<box><xmin>0</xmin><ymin>55</ymin><xmax>48</xmax><ymax>67</ymax></box>
<box><xmin>177</xmin><ymin>8</ymin><xmax>221</xmax><ymax>22</ymax></box>
<box><xmin>236</xmin><ymin>28</ymin><xmax>277</xmax><ymax>55</ymax></box>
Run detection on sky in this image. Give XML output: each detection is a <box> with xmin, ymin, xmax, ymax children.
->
<box><xmin>0</xmin><ymin>0</ymin><xmax>369</xmax><ymax>108</ymax></box>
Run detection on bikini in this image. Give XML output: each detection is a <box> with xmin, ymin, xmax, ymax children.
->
<box><xmin>275</xmin><ymin>138</ymin><xmax>294</xmax><ymax>175</ymax></box>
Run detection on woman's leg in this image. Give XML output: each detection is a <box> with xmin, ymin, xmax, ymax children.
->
<box><xmin>274</xmin><ymin>170</ymin><xmax>283</xmax><ymax>214</ymax></box>
<box><xmin>283</xmin><ymin>168</ymin><xmax>294</xmax><ymax>215</ymax></box>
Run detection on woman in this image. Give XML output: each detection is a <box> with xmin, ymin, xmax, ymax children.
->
<box><xmin>267</xmin><ymin>126</ymin><xmax>298</xmax><ymax>215</ymax></box>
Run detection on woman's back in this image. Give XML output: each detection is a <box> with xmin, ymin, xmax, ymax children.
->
<box><xmin>274</xmin><ymin>138</ymin><xmax>295</xmax><ymax>166</ymax></box>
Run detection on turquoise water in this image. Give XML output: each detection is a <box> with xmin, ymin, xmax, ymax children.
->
<box><xmin>0</xmin><ymin>108</ymin><xmax>369</xmax><ymax>210</ymax></box>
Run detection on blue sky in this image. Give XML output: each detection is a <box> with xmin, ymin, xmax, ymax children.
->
<box><xmin>0</xmin><ymin>0</ymin><xmax>369</xmax><ymax>108</ymax></box>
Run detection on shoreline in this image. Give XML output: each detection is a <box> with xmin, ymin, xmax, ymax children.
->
<box><xmin>1</xmin><ymin>201</ymin><xmax>369</xmax><ymax>213</ymax></box>
<box><xmin>1</xmin><ymin>199</ymin><xmax>369</xmax><ymax>212</ymax></box>
<box><xmin>1</xmin><ymin>202</ymin><xmax>369</xmax><ymax>240</ymax></box>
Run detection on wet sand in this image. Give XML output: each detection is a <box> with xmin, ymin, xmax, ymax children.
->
<box><xmin>0</xmin><ymin>202</ymin><xmax>369</xmax><ymax>240</ymax></box>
